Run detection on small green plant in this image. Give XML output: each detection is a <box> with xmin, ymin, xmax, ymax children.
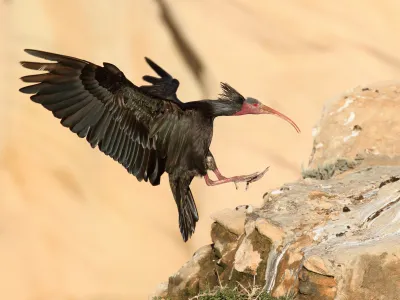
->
<box><xmin>301</xmin><ymin>157</ymin><xmax>360</xmax><ymax>180</ymax></box>
<box><xmin>188</xmin><ymin>284</ymin><xmax>295</xmax><ymax>300</ymax></box>
<box><xmin>152</xmin><ymin>284</ymin><xmax>295</xmax><ymax>300</ymax></box>
<box><xmin>153</xmin><ymin>274</ymin><xmax>296</xmax><ymax>300</ymax></box>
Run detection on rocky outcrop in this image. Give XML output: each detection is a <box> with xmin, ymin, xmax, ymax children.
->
<box><xmin>152</xmin><ymin>82</ymin><xmax>400</xmax><ymax>300</ymax></box>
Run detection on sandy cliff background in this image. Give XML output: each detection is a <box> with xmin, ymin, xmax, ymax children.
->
<box><xmin>2</xmin><ymin>1</ymin><xmax>400</xmax><ymax>299</ymax></box>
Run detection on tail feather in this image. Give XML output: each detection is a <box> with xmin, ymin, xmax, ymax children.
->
<box><xmin>169</xmin><ymin>175</ymin><xmax>199</xmax><ymax>242</ymax></box>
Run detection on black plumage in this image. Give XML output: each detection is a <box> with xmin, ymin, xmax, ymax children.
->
<box><xmin>19</xmin><ymin>49</ymin><xmax>300</xmax><ymax>242</ymax></box>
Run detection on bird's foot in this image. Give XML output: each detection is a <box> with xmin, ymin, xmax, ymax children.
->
<box><xmin>205</xmin><ymin>167</ymin><xmax>269</xmax><ymax>190</ymax></box>
<box><xmin>233</xmin><ymin>167</ymin><xmax>270</xmax><ymax>190</ymax></box>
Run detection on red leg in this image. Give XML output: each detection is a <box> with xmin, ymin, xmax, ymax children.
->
<box><xmin>213</xmin><ymin>168</ymin><xmax>227</xmax><ymax>180</ymax></box>
<box><xmin>205</xmin><ymin>167</ymin><xmax>269</xmax><ymax>190</ymax></box>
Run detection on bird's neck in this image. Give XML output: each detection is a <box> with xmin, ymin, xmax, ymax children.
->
<box><xmin>184</xmin><ymin>100</ymin><xmax>241</xmax><ymax>118</ymax></box>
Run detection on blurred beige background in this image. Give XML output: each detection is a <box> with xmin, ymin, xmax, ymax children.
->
<box><xmin>2</xmin><ymin>0</ymin><xmax>400</xmax><ymax>299</ymax></box>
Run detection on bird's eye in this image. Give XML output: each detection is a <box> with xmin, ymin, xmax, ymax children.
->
<box><xmin>253</xmin><ymin>103</ymin><xmax>259</xmax><ymax>107</ymax></box>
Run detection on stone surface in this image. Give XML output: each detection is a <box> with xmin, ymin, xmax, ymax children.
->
<box><xmin>306</xmin><ymin>81</ymin><xmax>400</xmax><ymax>175</ymax></box>
<box><xmin>155</xmin><ymin>83</ymin><xmax>400</xmax><ymax>300</ymax></box>
<box><xmin>303</xmin><ymin>255</ymin><xmax>330</xmax><ymax>276</ymax></box>
<box><xmin>167</xmin><ymin>245</ymin><xmax>217</xmax><ymax>299</ymax></box>
<box><xmin>256</xmin><ymin>218</ymin><xmax>286</xmax><ymax>245</ymax></box>
<box><xmin>210</xmin><ymin>208</ymin><xmax>247</xmax><ymax>235</ymax></box>
<box><xmin>150</xmin><ymin>282</ymin><xmax>168</xmax><ymax>299</ymax></box>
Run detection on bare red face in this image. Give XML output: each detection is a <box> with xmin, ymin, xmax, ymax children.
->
<box><xmin>233</xmin><ymin>99</ymin><xmax>301</xmax><ymax>133</ymax></box>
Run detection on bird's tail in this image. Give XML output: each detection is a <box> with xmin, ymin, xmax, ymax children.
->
<box><xmin>169</xmin><ymin>175</ymin><xmax>199</xmax><ymax>242</ymax></box>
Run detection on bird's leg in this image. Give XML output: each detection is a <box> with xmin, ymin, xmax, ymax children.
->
<box><xmin>213</xmin><ymin>168</ymin><xmax>227</xmax><ymax>180</ymax></box>
<box><xmin>205</xmin><ymin>151</ymin><xmax>269</xmax><ymax>190</ymax></box>
<box><xmin>205</xmin><ymin>151</ymin><xmax>229</xmax><ymax>180</ymax></box>
<box><xmin>204</xmin><ymin>168</ymin><xmax>269</xmax><ymax>190</ymax></box>
<box><xmin>212</xmin><ymin>168</ymin><xmax>239</xmax><ymax>190</ymax></box>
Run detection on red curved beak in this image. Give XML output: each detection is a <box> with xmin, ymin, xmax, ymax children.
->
<box><xmin>260</xmin><ymin>104</ymin><xmax>301</xmax><ymax>133</ymax></box>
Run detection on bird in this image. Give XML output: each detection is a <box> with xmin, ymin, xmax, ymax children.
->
<box><xmin>19</xmin><ymin>49</ymin><xmax>301</xmax><ymax>242</ymax></box>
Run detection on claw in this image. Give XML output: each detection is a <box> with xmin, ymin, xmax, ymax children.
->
<box><xmin>234</xmin><ymin>166</ymin><xmax>270</xmax><ymax>190</ymax></box>
<box><xmin>248</xmin><ymin>167</ymin><xmax>270</xmax><ymax>184</ymax></box>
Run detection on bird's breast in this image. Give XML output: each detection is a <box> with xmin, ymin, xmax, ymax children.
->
<box><xmin>184</xmin><ymin>115</ymin><xmax>213</xmax><ymax>174</ymax></box>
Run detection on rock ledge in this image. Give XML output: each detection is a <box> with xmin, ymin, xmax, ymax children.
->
<box><xmin>152</xmin><ymin>82</ymin><xmax>400</xmax><ymax>300</ymax></box>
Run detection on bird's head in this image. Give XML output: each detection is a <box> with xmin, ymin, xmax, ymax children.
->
<box><xmin>233</xmin><ymin>96</ymin><xmax>300</xmax><ymax>133</ymax></box>
<box><xmin>218</xmin><ymin>83</ymin><xmax>301</xmax><ymax>133</ymax></box>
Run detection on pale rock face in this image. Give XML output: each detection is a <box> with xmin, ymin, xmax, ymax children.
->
<box><xmin>308</xmin><ymin>81</ymin><xmax>400</xmax><ymax>172</ymax></box>
<box><xmin>166</xmin><ymin>245</ymin><xmax>216</xmax><ymax>299</ymax></box>
<box><xmin>303</xmin><ymin>255</ymin><xmax>331</xmax><ymax>277</ymax></box>
<box><xmin>256</xmin><ymin>218</ymin><xmax>285</xmax><ymax>245</ymax></box>
<box><xmin>234</xmin><ymin>230</ymin><xmax>262</xmax><ymax>274</ymax></box>
<box><xmin>155</xmin><ymin>82</ymin><xmax>400</xmax><ymax>300</ymax></box>
<box><xmin>210</xmin><ymin>207</ymin><xmax>248</xmax><ymax>235</ymax></box>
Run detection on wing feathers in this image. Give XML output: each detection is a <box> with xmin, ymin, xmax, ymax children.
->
<box><xmin>61</xmin><ymin>97</ymin><xmax>97</xmax><ymax>128</ymax></box>
<box><xmin>140</xmin><ymin>57</ymin><xmax>181</xmax><ymax>102</ymax></box>
<box><xmin>137</xmin><ymin>148</ymin><xmax>150</xmax><ymax>181</ymax></box>
<box><xmin>122</xmin><ymin>137</ymin><xmax>134</xmax><ymax>165</ymax></box>
<box><xmin>131</xmin><ymin>146</ymin><xmax>143</xmax><ymax>176</ymax></box>
<box><xmin>20</xmin><ymin>61</ymin><xmax>78</xmax><ymax>75</ymax></box>
<box><xmin>144</xmin><ymin>57</ymin><xmax>171</xmax><ymax>78</ymax></box>
<box><xmin>46</xmin><ymin>91</ymin><xmax>88</xmax><ymax>113</ymax></box>
<box><xmin>114</xmin><ymin>128</ymin><xmax>127</xmax><ymax>159</ymax></box>
<box><xmin>21</xmin><ymin>73</ymin><xmax>78</xmax><ymax>84</ymax></box>
<box><xmin>23</xmin><ymin>49</ymin><xmax>87</xmax><ymax>68</ymax></box>
<box><xmin>20</xmin><ymin>49</ymin><xmax>170</xmax><ymax>186</ymax></box>
<box><xmin>20</xmin><ymin>49</ymin><xmax>205</xmax><ymax>242</ymax></box>
<box><xmin>127</xmin><ymin>141</ymin><xmax>139</xmax><ymax>170</ymax></box>
<box><xmin>87</xmin><ymin>109</ymin><xmax>112</xmax><ymax>148</ymax></box>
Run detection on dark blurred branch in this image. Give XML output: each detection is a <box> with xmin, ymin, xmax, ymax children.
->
<box><xmin>361</xmin><ymin>44</ymin><xmax>400</xmax><ymax>70</ymax></box>
<box><xmin>155</xmin><ymin>0</ymin><xmax>208</xmax><ymax>96</ymax></box>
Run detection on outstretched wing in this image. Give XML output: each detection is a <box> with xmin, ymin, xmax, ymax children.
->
<box><xmin>139</xmin><ymin>57</ymin><xmax>182</xmax><ymax>103</ymax></box>
<box><xmin>19</xmin><ymin>49</ymin><xmax>177</xmax><ymax>186</ymax></box>
<box><xmin>19</xmin><ymin>49</ymin><xmax>201</xmax><ymax>241</ymax></box>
